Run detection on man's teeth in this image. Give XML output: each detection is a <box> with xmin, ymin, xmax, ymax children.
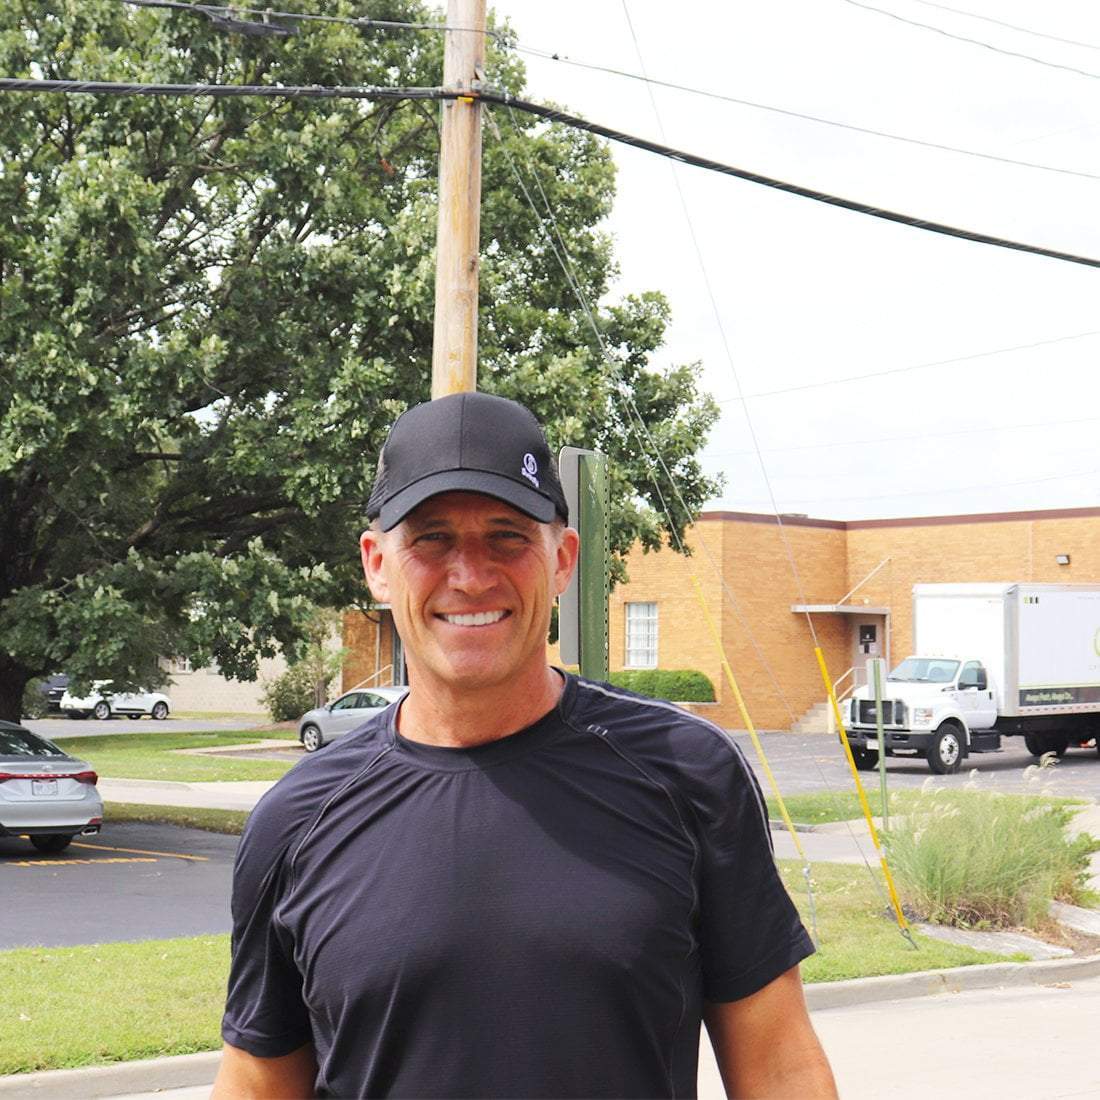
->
<box><xmin>441</xmin><ymin>611</ymin><xmax>507</xmax><ymax>627</ymax></box>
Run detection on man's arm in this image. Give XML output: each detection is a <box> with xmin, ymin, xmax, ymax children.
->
<box><xmin>210</xmin><ymin>1041</ymin><xmax>318</xmax><ymax>1099</ymax></box>
<box><xmin>703</xmin><ymin>964</ymin><xmax>837</xmax><ymax>1099</ymax></box>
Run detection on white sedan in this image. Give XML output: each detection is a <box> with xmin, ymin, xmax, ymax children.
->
<box><xmin>60</xmin><ymin>682</ymin><xmax>171</xmax><ymax>721</ymax></box>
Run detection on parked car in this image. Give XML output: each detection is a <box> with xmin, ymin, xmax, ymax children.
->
<box><xmin>298</xmin><ymin>686</ymin><xmax>407</xmax><ymax>752</ymax></box>
<box><xmin>60</xmin><ymin>682</ymin><xmax>171</xmax><ymax>720</ymax></box>
<box><xmin>39</xmin><ymin>673</ymin><xmax>70</xmax><ymax>714</ymax></box>
<box><xmin>0</xmin><ymin>720</ymin><xmax>103</xmax><ymax>853</ymax></box>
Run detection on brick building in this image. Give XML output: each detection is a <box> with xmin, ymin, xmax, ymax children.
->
<box><xmin>341</xmin><ymin>504</ymin><xmax>1100</xmax><ymax>731</ymax></box>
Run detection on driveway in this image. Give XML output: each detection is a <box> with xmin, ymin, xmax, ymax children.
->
<box><xmin>0</xmin><ymin>822</ymin><xmax>237</xmax><ymax>948</ymax></box>
<box><xmin>25</xmin><ymin>716</ymin><xmax>266</xmax><ymax>739</ymax></box>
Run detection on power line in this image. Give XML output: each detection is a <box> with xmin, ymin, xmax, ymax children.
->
<box><xmin>714</xmin><ymin>329</ymin><xmax>1100</xmax><ymax>402</ymax></box>
<box><xmin>4</xmin><ymin>75</ymin><xmax>1100</xmax><ymax>270</ymax></box>
<box><xmin>513</xmin><ymin>42</ymin><xmax>1100</xmax><ymax>183</ymax></box>
<box><xmin>837</xmin><ymin>0</ymin><xmax>1100</xmax><ymax>82</ymax></box>
<box><xmin>910</xmin><ymin>0</ymin><xmax>1100</xmax><ymax>53</ymax></box>
<box><xmin>702</xmin><ymin>413</ymin><xmax>1100</xmax><ymax>458</ymax></box>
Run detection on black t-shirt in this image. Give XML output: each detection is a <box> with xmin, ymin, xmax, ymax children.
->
<box><xmin>222</xmin><ymin>673</ymin><xmax>813</xmax><ymax>1098</ymax></box>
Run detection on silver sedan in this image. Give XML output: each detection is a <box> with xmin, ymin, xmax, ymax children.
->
<box><xmin>298</xmin><ymin>687</ymin><xmax>407</xmax><ymax>752</ymax></box>
<box><xmin>0</xmin><ymin>720</ymin><xmax>103</xmax><ymax>854</ymax></box>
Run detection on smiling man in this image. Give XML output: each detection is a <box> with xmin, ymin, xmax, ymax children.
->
<box><xmin>213</xmin><ymin>392</ymin><xmax>836</xmax><ymax>1100</ymax></box>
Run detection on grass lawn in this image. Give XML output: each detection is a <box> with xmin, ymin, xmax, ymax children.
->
<box><xmin>0</xmin><ymin>934</ymin><xmax>229</xmax><ymax>1075</ymax></box>
<box><xmin>104</xmin><ymin>802</ymin><xmax>251</xmax><ymax>835</ymax></box>
<box><xmin>779</xmin><ymin>860</ymin><xmax>1026</xmax><ymax>982</ymax></box>
<box><xmin>0</xmin><ymin>859</ymin><xmax>1023</xmax><ymax>1075</ymax></box>
<box><xmin>766</xmin><ymin>789</ymin><xmax>1085</xmax><ymax>827</ymax></box>
<box><xmin>53</xmin><ymin>731</ymin><xmax>298</xmax><ymax>782</ymax></box>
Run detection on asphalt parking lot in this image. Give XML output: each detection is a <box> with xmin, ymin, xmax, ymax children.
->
<box><xmin>731</xmin><ymin>730</ymin><xmax>1100</xmax><ymax>799</ymax></box>
<box><xmin>0</xmin><ymin>822</ymin><xmax>238</xmax><ymax>949</ymax></box>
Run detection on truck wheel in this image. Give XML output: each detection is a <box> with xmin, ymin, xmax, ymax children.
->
<box><xmin>1025</xmin><ymin>733</ymin><xmax>1068</xmax><ymax>758</ymax></box>
<box><xmin>927</xmin><ymin>725</ymin><xmax>963</xmax><ymax>775</ymax></box>
<box><xmin>852</xmin><ymin>746</ymin><xmax>879</xmax><ymax>771</ymax></box>
<box><xmin>1024</xmin><ymin>733</ymin><xmax>1046</xmax><ymax>757</ymax></box>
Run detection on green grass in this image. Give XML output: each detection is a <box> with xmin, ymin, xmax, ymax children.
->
<box><xmin>767</xmin><ymin>789</ymin><xmax>1086</xmax><ymax>827</ymax></box>
<box><xmin>882</xmin><ymin>789</ymin><xmax>1100</xmax><ymax>927</ymax></box>
<box><xmin>0</xmin><ymin>935</ymin><xmax>229</xmax><ymax>1074</ymax></box>
<box><xmin>779</xmin><ymin>860</ymin><xmax>1026</xmax><ymax>982</ymax></box>
<box><xmin>53</xmin><ymin>731</ymin><xmax>299</xmax><ymax>782</ymax></box>
<box><xmin>104</xmin><ymin>802</ymin><xmax>250</xmax><ymax>835</ymax></box>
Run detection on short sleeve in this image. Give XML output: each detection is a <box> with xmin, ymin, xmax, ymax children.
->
<box><xmin>694</xmin><ymin>746</ymin><xmax>814</xmax><ymax>1002</ymax></box>
<box><xmin>220</xmin><ymin>816</ymin><xmax>313</xmax><ymax>1056</ymax></box>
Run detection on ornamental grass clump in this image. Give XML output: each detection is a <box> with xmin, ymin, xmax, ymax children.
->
<box><xmin>882</xmin><ymin>774</ymin><xmax>1099</xmax><ymax>930</ymax></box>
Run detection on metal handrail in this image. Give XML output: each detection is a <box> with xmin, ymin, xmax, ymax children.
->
<box><xmin>351</xmin><ymin>664</ymin><xmax>394</xmax><ymax>690</ymax></box>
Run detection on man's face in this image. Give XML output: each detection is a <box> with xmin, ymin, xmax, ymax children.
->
<box><xmin>360</xmin><ymin>492</ymin><xmax>579</xmax><ymax>694</ymax></box>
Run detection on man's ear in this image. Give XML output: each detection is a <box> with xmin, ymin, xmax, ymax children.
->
<box><xmin>552</xmin><ymin>526</ymin><xmax>581</xmax><ymax>597</ymax></box>
<box><xmin>360</xmin><ymin>528</ymin><xmax>390</xmax><ymax>604</ymax></box>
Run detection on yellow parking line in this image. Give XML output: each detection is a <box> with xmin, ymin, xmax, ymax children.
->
<box><xmin>71</xmin><ymin>841</ymin><xmax>208</xmax><ymax>862</ymax></box>
<box><xmin>8</xmin><ymin>857</ymin><xmax>159</xmax><ymax>867</ymax></box>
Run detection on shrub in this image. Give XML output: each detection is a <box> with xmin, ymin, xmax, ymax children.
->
<box><xmin>261</xmin><ymin>664</ymin><xmax>320</xmax><ymax>723</ymax></box>
<box><xmin>883</xmin><ymin>782</ymin><xmax>1100</xmax><ymax>929</ymax></box>
<box><xmin>20</xmin><ymin>679</ymin><xmax>49</xmax><ymax>720</ymax></box>
<box><xmin>608</xmin><ymin>669</ymin><xmax>716</xmax><ymax>702</ymax></box>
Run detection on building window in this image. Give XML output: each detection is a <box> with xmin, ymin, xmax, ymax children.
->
<box><xmin>166</xmin><ymin>657</ymin><xmax>194</xmax><ymax>675</ymax></box>
<box><xmin>625</xmin><ymin>602</ymin><xmax>658</xmax><ymax>668</ymax></box>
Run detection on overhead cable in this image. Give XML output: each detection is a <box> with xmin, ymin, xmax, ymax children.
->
<box><xmin>837</xmin><ymin>0</ymin><xmax>1100</xmax><ymax>81</ymax></box>
<box><xmin>513</xmin><ymin>42</ymin><xmax>1100</xmax><ymax>182</ymax></box>
<box><xmin>3</xmin><ymin>75</ymin><xmax>1099</xmax><ymax>270</ymax></box>
<box><xmin>910</xmin><ymin>0</ymin><xmax>1100</xmax><ymax>53</ymax></box>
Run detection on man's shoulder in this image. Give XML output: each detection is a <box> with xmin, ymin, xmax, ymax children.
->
<box><xmin>568</xmin><ymin>674</ymin><xmax>744</xmax><ymax>773</ymax></box>
<box><xmin>240</xmin><ymin>716</ymin><xmax>393</xmax><ymax>869</ymax></box>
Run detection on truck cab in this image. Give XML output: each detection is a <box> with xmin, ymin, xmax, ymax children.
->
<box><xmin>845</xmin><ymin>655</ymin><xmax>1000</xmax><ymax>774</ymax></box>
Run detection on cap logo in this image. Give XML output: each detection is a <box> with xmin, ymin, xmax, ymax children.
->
<box><xmin>521</xmin><ymin>452</ymin><xmax>540</xmax><ymax>487</ymax></box>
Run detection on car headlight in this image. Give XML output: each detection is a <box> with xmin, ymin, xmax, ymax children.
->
<box><xmin>913</xmin><ymin>707</ymin><xmax>934</xmax><ymax>724</ymax></box>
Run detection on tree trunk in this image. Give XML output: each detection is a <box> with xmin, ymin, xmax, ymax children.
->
<box><xmin>0</xmin><ymin>656</ymin><xmax>31</xmax><ymax>724</ymax></box>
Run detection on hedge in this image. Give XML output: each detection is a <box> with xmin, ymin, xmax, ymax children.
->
<box><xmin>608</xmin><ymin>669</ymin><xmax>716</xmax><ymax>702</ymax></box>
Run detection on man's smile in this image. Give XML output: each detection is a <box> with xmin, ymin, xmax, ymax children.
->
<box><xmin>436</xmin><ymin>610</ymin><xmax>511</xmax><ymax>627</ymax></box>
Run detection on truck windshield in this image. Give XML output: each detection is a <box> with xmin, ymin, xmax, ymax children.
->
<box><xmin>889</xmin><ymin>658</ymin><xmax>960</xmax><ymax>684</ymax></box>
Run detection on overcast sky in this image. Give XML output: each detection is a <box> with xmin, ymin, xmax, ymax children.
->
<box><xmin>489</xmin><ymin>0</ymin><xmax>1100</xmax><ymax>520</ymax></box>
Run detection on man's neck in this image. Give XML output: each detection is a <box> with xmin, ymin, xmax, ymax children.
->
<box><xmin>397</xmin><ymin>664</ymin><xmax>565</xmax><ymax>748</ymax></box>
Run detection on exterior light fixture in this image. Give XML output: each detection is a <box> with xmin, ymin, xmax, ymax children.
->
<box><xmin>1056</xmin><ymin>554</ymin><xmax>1071</xmax><ymax>565</ymax></box>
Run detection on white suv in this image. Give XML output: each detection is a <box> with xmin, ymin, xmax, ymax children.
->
<box><xmin>60</xmin><ymin>682</ymin><xmax>171</xmax><ymax>721</ymax></box>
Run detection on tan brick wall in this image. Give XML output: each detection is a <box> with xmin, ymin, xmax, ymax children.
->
<box><xmin>342</xmin><ymin>609</ymin><xmax>398</xmax><ymax>690</ymax></box>
<box><xmin>165</xmin><ymin>654</ymin><xmax>288</xmax><ymax>715</ymax></box>
<box><xmin>845</xmin><ymin>513</ymin><xmax>1100</xmax><ymax>660</ymax></box>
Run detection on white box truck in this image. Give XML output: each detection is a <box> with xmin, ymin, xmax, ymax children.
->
<box><xmin>845</xmin><ymin>583</ymin><xmax>1100</xmax><ymax>774</ymax></box>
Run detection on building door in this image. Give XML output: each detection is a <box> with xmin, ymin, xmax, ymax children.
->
<box><xmin>851</xmin><ymin>618</ymin><xmax>886</xmax><ymax>686</ymax></box>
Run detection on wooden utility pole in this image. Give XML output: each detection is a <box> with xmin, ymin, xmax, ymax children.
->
<box><xmin>431</xmin><ymin>0</ymin><xmax>486</xmax><ymax>398</ymax></box>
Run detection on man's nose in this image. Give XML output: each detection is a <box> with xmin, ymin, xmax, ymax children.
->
<box><xmin>447</xmin><ymin>542</ymin><xmax>497</xmax><ymax>593</ymax></box>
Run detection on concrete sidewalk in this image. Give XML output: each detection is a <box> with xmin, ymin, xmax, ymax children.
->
<box><xmin>99</xmin><ymin>777</ymin><xmax>276</xmax><ymax>812</ymax></box>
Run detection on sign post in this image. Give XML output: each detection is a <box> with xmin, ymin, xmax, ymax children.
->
<box><xmin>558</xmin><ymin>447</ymin><xmax>610</xmax><ymax>680</ymax></box>
<box><xmin>870</xmin><ymin>657</ymin><xmax>890</xmax><ymax>829</ymax></box>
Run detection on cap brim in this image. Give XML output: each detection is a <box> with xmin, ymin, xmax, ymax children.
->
<box><xmin>377</xmin><ymin>471</ymin><xmax>558</xmax><ymax>531</ymax></box>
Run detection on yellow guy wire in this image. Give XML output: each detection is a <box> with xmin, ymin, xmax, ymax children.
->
<box><xmin>689</xmin><ymin>576</ymin><xmax>821</xmax><ymax>945</ymax></box>
<box><xmin>814</xmin><ymin>646</ymin><xmax>917</xmax><ymax>946</ymax></box>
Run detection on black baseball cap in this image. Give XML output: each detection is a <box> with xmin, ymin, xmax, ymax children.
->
<box><xmin>366</xmin><ymin>392</ymin><xmax>569</xmax><ymax>531</ymax></box>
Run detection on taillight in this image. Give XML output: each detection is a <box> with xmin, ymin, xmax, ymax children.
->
<box><xmin>0</xmin><ymin>770</ymin><xmax>98</xmax><ymax>783</ymax></box>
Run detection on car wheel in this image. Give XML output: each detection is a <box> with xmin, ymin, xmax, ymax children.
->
<box><xmin>927</xmin><ymin>725</ymin><xmax>963</xmax><ymax>775</ymax></box>
<box><xmin>151</xmin><ymin>701</ymin><xmax>169</xmax><ymax>720</ymax></box>
<box><xmin>30</xmin><ymin>834</ymin><xmax>73</xmax><ymax>854</ymax></box>
<box><xmin>852</xmin><ymin>745</ymin><xmax>879</xmax><ymax>771</ymax></box>
<box><xmin>301</xmin><ymin>724</ymin><xmax>324</xmax><ymax>753</ymax></box>
<box><xmin>92</xmin><ymin>700</ymin><xmax>111</xmax><ymax>720</ymax></box>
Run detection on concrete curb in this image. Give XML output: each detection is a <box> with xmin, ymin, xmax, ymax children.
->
<box><xmin>805</xmin><ymin>953</ymin><xmax>1100</xmax><ymax>1010</ymax></box>
<box><xmin>6</xmin><ymin>957</ymin><xmax>1100</xmax><ymax>1098</ymax></box>
<box><xmin>0</xmin><ymin>1051</ymin><xmax>220</xmax><ymax>1099</ymax></box>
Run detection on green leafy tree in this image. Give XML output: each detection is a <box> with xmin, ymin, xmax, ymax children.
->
<box><xmin>0</xmin><ymin>0</ymin><xmax>720</xmax><ymax>722</ymax></box>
